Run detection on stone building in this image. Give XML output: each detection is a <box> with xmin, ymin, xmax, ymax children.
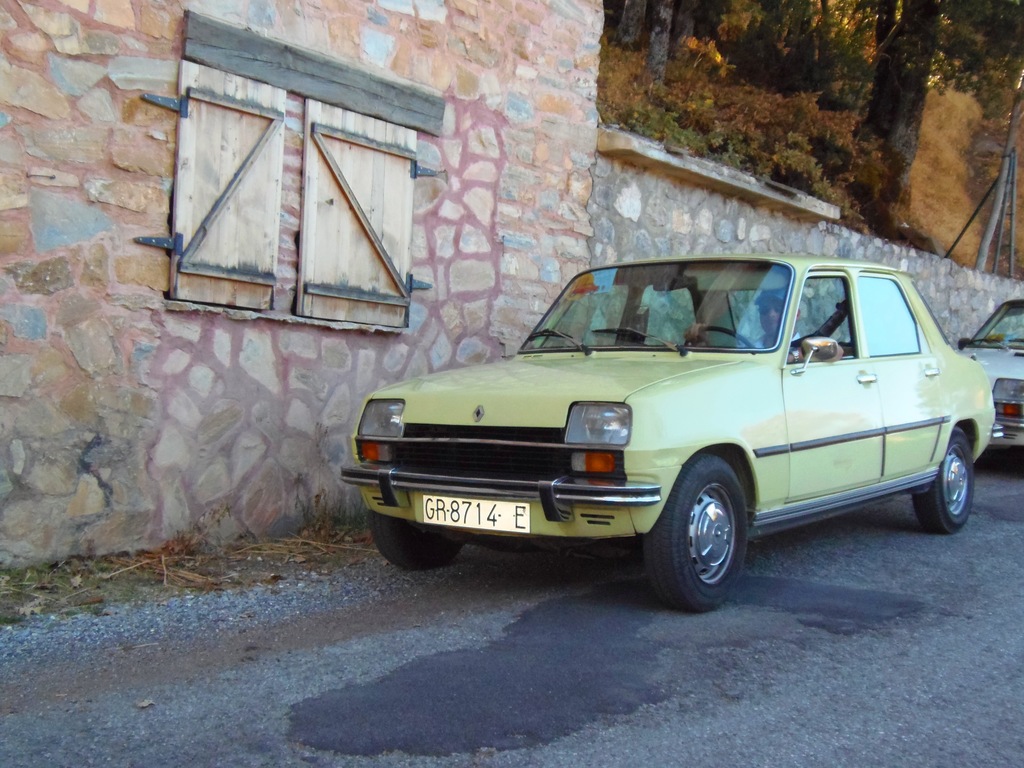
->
<box><xmin>1</xmin><ymin>1</ymin><xmax>1018</xmax><ymax>567</ymax></box>
<box><xmin>0</xmin><ymin>0</ymin><xmax>601</xmax><ymax>565</ymax></box>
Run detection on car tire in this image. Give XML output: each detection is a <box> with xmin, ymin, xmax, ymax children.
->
<box><xmin>913</xmin><ymin>427</ymin><xmax>974</xmax><ymax>534</ymax></box>
<box><xmin>368</xmin><ymin>511</ymin><xmax>464</xmax><ymax>569</ymax></box>
<box><xmin>643</xmin><ymin>454</ymin><xmax>748</xmax><ymax>612</ymax></box>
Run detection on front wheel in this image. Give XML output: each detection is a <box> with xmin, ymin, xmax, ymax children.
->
<box><xmin>643</xmin><ymin>454</ymin><xmax>748</xmax><ymax>612</ymax></box>
<box><xmin>913</xmin><ymin>427</ymin><xmax>974</xmax><ymax>534</ymax></box>
<box><xmin>368</xmin><ymin>511</ymin><xmax>464</xmax><ymax>569</ymax></box>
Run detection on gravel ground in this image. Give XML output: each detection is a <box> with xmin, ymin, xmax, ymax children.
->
<box><xmin>3</xmin><ymin>455</ymin><xmax>1022</xmax><ymax>767</ymax></box>
<box><xmin>0</xmin><ymin>557</ymin><xmax>405</xmax><ymax>674</ymax></box>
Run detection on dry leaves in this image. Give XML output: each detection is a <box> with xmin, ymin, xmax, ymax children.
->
<box><xmin>1</xmin><ymin>531</ymin><xmax>376</xmax><ymax>623</ymax></box>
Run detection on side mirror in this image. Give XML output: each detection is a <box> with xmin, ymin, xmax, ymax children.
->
<box><xmin>802</xmin><ymin>336</ymin><xmax>842</xmax><ymax>362</ymax></box>
<box><xmin>957</xmin><ymin>338</ymin><xmax>971</xmax><ymax>350</ymax></box>
<box><xmin>791</xmin><ymin>337</ymin><xmax>842</xmax><ymax>376</ymax></box>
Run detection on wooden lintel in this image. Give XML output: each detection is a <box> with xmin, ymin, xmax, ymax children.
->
<box><xmin>184</xmin><ymin>11</ymin><xmax>445</xmax><ymax>136</ymax></box>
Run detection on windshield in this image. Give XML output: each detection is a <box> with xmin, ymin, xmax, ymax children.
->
<box><xmin>966</xmin><ymin>303</ymin><xmax>1024</xmax><ymax>349</ymax></box>
<box><xmin>521</xmin><ymin>260</ymin><xmax>794</xmax><ymax>354</ymax></box>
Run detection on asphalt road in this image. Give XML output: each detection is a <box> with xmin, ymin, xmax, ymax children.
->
<box><xmin>2</xmin><ymin>451</ymin><xmax>1023</xmax><ymax>767</ymax></box>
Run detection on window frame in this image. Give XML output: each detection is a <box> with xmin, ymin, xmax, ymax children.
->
<box><xmin>142</xmin><ymin>12</ymin><xmax>446</xmax><ymax>329</ymax></box>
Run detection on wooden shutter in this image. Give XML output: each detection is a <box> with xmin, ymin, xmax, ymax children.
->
<box><xmin>169</xmin><ymin>62</ymin><xmax>286</xmax><ymax>309</ymax></box>
<box><xmin>298</xmin><ymin>100</ymin><xmax>416</xmax><ymax>327</ymax></box>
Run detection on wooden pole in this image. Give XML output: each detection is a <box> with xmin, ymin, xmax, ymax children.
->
<box><xmin>976</xmin><ymin>70</ymin><xmax>1024</xmax><ymax>271</ymax></box>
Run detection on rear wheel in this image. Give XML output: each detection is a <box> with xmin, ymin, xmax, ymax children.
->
<box><xmin>644</xmin><ymin>454</ymin><xmax>748</xmax><ymax>612</ymax></box>
<box><xmin>913</xmin><ymin>427</ymin><xmax>974</xmax><ymax>534</ymax></box>
<box><xmin>368</xmin><ymin>511</ymin><xmax>464</xmax><ymax>569</ymax></box>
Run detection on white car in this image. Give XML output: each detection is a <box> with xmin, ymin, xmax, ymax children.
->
<box><xmin>959</xmin><ymin>300</ymin><xmax>1024</xmax><ymax>447</ymax></box>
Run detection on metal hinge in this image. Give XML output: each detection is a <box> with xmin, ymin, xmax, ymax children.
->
<box><xmin>135</xmin><ymin>232</ymin><xmax>183</xmax><ymax>255</ymax></box>
<box><xmin>141</xmin><ymin>93</ymin><xmax>188</xmax><ymax>118</ymax></box>
<box><xmin>407</xmin><ymin>274</ymin><xmax>432</xmax><ymax>292</ymax></box>
<box><xmin>411</xmin><ymin>162</ymin><xmax>447</xmax><ymax>182</ymax></box>
<box><xmin>403</xmin><ymin>274</ymin><xmax>432</xmax><ymax>329</ymax></box>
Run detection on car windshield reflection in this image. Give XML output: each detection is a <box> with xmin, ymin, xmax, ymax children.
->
<box><xmin>520</xmin><ymin>259</ymin><xmax>794</xmax><ymax>354</ymax></box>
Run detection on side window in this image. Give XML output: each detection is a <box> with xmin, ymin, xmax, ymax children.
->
<box><xmin>794</xmin><ymin>276</ymin><xmax>854</xmax><ymax>355</ymax></box>
<box><xmin>169</xmin><ymin>62</ymin><xmax>287</xmax><ymax>310</ymax></box>
<box><xmin>858</xmin><ymin>276</ymin><xmax>920</xmax><ymax>356</ymax></box>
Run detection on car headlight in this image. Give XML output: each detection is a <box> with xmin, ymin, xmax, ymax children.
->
<box><xmin>993</xmin><ymin>379</ymin><xmax>1024</xmax><ymax>402</ymax></box>
<box><xmin>566</xmin><ymin>403</ymin><xmax>631</xmax><ymax>446</ymax></box>
<box><xmin>358</xmin><ymin>399</ymin><xmax>405</xmax><ymax>437</ymax></box>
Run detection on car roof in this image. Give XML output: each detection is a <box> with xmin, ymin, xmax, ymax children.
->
<box><xmin>602</xmin><ymin>253</ymin><xmax>905</xmax><ymax>276</ymax></box>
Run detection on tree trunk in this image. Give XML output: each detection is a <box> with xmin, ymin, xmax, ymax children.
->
<box><xmin>616</xmin><ymin>0</ymin><xmax>649</xmax><ymax>48</ymax></box>
<box><xmin>861</xmin><ymin>0</ymin><xmax>941</xmax><ymax>238</ymax></box>
<box><xmin>646</xmin><ymin>0</ymin><xmax>675</xmax><ymax>82</ymax></box>
<box><xmin>669</xmin><ymin>0</ymin><xmax>695</xmax><ymax>61</ymax></box>
<box><xmin>815</xmin><ymin>0</ymin><xmax>834</xmax><ymax>101</ymax></box>
<box><xmin>976</xmin><ymin>70</ymin><xmax>1024</xmax><ymax>271</ymax></box>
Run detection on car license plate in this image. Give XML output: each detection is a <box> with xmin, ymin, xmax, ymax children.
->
<box><xmin>421</xmin><ymin>494</ymin><xmax>530</xmax><ymax>533</ymax></box>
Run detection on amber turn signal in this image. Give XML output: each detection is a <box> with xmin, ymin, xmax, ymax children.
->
<box><xmin>999</xmin><ymin>403</ymin><xmax>1023</xmax><ymax>418</ymax></box>
<box><xmin>572</xmin><ymin>451</ymin><xmax>616</xmax><ymax>474</ymax></box>
<box><xmin>360</xmin><ymin>441</ymin><xmax>393</xmax><ymax>462</ymax></box>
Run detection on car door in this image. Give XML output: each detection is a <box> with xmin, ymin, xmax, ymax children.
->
<box><xmin>782</xmin><ymin>274</ymin><xmax>885</xmax><ymax>500</ymax></box>
<box><xmin>856</xmin><ymin>274</ymin><xmax>946</xmax><ymax>478</ymax></box>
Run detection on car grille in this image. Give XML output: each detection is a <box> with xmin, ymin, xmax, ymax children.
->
<box><xmin>395</xmin><ymin>424</ymin><xmax>572</xmax><ymax>477</ymax></box>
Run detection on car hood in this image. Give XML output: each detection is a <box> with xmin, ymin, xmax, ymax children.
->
<box><xmin>960</xmin><ymin>346</ymin><xmax>1024</xmax><ymax>385</ymax></box>
<box><xmin>372</xmin><ymin>353</ymin><xmax>741</xmax><ymax>427</ymax></box>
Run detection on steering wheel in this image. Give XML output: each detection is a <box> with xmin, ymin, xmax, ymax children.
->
<box><xmin>702</xmin><ymin>325</ymin><xmax>756</xmax><ymax>348</ymax></box>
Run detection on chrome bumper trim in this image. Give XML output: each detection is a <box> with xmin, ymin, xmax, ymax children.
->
<box><xmin>341</xmin><ymin>464</ymin><xmax>662</xmax><ymax>523</ymax></box>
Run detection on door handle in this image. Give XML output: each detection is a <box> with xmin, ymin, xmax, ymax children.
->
<box><xmin>924</xmin><ymin>367</ymin><xmax>941</xmax><ymax>377</ymax></box>
<box><xmin>857</xmin><ymin>373</ymin><xmax>878</xmax><ymax>384</ymax></box>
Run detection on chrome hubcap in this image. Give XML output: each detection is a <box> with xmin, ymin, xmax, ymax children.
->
<box><xmin>688</xmin><ymin>486</ymin><xmax>734</xmax><ymax>584</ymax></box>
<box><xmin>943</xmin><ymin>448</ymin><xmax>969</xmax><ymax>518</ymax></box>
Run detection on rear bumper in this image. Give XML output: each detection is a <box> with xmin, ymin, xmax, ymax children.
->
<box><xmin>341</xmin><ymin>464</ymin><xmax>662</xmax><ymax>523</ymax></box>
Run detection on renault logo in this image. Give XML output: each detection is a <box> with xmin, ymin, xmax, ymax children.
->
<box><xmin>473</xmin><ymin>405</ymin><xmax>485</xmax><ymax>422</ymax></box>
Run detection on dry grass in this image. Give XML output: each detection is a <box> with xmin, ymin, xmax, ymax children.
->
<box><xmin>909</xmin><ymin>89</ymin><xmax>1024</xmax><ymax>270</ymax></box>
<box><xmin>0</xmin><ymin>529</ymin><xmax>376</xmax><ymax>625</ymax></box>
<box><xmin>909</xmin><ymin>90</ymin><xmax>986</xmax><ymax>262</ymax></box>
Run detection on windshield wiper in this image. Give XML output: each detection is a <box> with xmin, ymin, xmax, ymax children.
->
<box><xmin>968</xmin><ymin>335</ymin><xmax>1010</xmax><ymax>348</ymax></box>
<box><xmin>524</xmin><ymin>328</ymin><xmax>592</xmax><ymax>355</ymax></box>
<box><xmin>592</xmin><ymin>327</ymin><xmax>688</xmax><ymax>356</ymax></box>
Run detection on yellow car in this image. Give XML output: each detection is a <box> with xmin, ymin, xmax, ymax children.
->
<box><xmin>343</xmin><ymin>255</ymin><xmax>995</xmax><ymax>611</ymax></box>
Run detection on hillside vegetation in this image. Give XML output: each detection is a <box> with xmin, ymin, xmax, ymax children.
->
<box><xmin>596</xmin><ymin>41</ymin><xmax>1024</xmax><ymax>273</ymax></box>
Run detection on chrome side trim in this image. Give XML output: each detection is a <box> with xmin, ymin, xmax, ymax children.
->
<box><xmin>753</xmin><ymin>416</ymin><xmax>949</xmax><ymax>458</ymax></box>
<box><xmin>750</xmin><ymin>469</ymin><xmax>938</xmax><ymax>539</ymax></box>
<box><xmin>340</xmin><ymin>464</ymin><xmax>662</xmax><ymax>523</ymax></box>
<box><xmin>885</xmin><ymin>416</ymin><xmax>949</xmax><ymax>434</ymax></box>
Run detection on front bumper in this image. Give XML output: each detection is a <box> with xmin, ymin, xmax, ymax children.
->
<box><xmin>341</xmin><ymin>464</ymin><xmax>662</xmax><ymax>523</ymax></box>
<box><xmin>991</xmin><ymin>403</ymin><xmax>1020</xmax><ymax>445</ymax></box>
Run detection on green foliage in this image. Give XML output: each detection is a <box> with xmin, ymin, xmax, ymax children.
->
<box><xmin>598</xmin><ymin>39</ymin><xmax>882</xmax><ymax>226</ymax></box>
<box><xmin>598</xmin><ymin>0</ymin><xmax>1022</xmax><ymax>231</ymax></box>
<box><xmin>936</xmin><ymin>0</ymin><xmax>1024</xmax><ymax>117</ymax></box>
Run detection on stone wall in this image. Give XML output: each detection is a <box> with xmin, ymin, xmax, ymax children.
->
<box><xmin>589</xmin><ymin>129</ymin><xmax>1022</xmax><ymax>343</ymax></box>
<box><xmin>0</xmin><ymin>0</ymin><xmax>602</xmax><ymax>566</ymax></box>
<box><xmin>3</xmin><ymin>2</ymin><xmax>1016</xmax><ymax>568</ymax></box>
